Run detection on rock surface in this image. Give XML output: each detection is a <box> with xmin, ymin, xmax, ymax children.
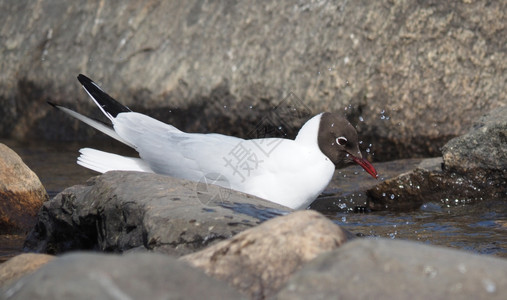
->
<box><xmin>442</xmin><ymin>106</ymin><xmax>506</xmax><ymax>186</ymax></box>
<box><xmin>276</xmin><ymin>238</ymin><xmax>507</xmax><ymax>300</ymax></box>
<box><xmin>0</xmin><ymin>144</ymin><xmax>48</xmax><ymax>234</ymax></box>
<box><xmin>181</xmin><ymin>210</ymin><xmax>350</xmax><ymax>299</ymax></box>
<box><xmin>24</xmin><ymin>171</ymin><xmax>291</xmax><ymax>256</ymax></box>
<box><xmin>0</xmin><ymin>253</ymin><xmax>54</xmax><ymax>287</ymax></box>
<box><xmin>1</xmin><ymin>1</ymin><xmax>505</xmax><ymax>160</ymax></box>
<box><xmin>0</xmin><ymin>252</ymin><xmax>244</xmax><ymax>300</ymax></box>
<box><xmin>367</xmin><ymin>107</ymin><xmax>506</xmax><ymax>210</ymax></box>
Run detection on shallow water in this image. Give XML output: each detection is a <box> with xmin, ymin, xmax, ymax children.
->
<box><xmin>1</xmin><ymin>139</ymin><xmax>505</xmax><ymax>262</ymax></box>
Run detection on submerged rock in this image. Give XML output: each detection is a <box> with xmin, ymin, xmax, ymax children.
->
<box><xmin>0</xmin><ymin>252</ymin><xmax>244</xmax><ymax>300</ymax></box>
<box><xmin>23</xmin><ymin>171</ymin><xmax>291</xmax><ymax>256</ymax></box>
<box><xmin>0</xmin><ymin>144</ymin><xmax>48</xmax><ymax>234</ymax></box>
<box><xmin>276</xmin><ymin>238</ymin><xmax>507</xmax><ymax>300</ymax></box>
<box><xmin>367</xmin><ymin>108</ymin><xmax>506</xmax><ymax>210</ymax></box>
<box><xmin>181</xmin><ymin>210</ymin><xmax>350</xmax><ymax>299</ymax></box>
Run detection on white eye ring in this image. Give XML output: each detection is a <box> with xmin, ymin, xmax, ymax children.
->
<box><xmin>336</xmin><ymin>136</ymin><xmax>347</xmax><ymax>146</ymax></box>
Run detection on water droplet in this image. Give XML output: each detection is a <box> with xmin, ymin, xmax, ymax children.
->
<box><xmin>359</xmin><ymin>116</ymin><xmax>364</xmax><ymax>122</ymax></box>
<box><xmin>390</xmin><ymin>194</ymin><xmax>395</xmax><ymax>200</ymax></box>
<box><xmin>424</xmin><ymin>265</ymin><xmax>438</xmax><ymax>278</ymax></box>
<box><xmin>482</xmin><ymin>278</ymin><xmax>496</xmax><ymax>293</ymax></box>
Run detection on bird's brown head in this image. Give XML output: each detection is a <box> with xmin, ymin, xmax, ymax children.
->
<box><xmin>317</xmin><ymin>112</ymin><xmax>377</xmax><ymax>178</ymax></box>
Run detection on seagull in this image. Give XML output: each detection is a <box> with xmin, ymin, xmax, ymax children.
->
<box><xmin>49</xmin><ymin>74</ymin><xmax>377</xmax><ymax>209</ymax></box>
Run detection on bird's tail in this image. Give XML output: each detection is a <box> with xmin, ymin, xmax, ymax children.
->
<box><xmin>47</xmin><ymin>74</ymin><xmax>136</xmax><ymax>147</ymax></box>
<box><xmin>77</xmin><ymin>148</ymin><xmax>153</xmax><ymax>173</ymax></box>
<box><xmin>47</xmin><ymin>102</ymin><xmax>135</xmax><ymax>148</ymax></box>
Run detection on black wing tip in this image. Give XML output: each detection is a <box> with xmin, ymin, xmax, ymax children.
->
<box><xmin>77</xmin><ymin>74</ymin><xmax>92</xmax><ymax>85</ymax></box>
<box><xmin>76</xmin><ymin>74</ymin><xmax>132</xmax><ymax>117</ymax></box>
<box><xmin>47</xmin><ymin>101</ymin><xmax>58</xmax><ymax>108</ymax></box>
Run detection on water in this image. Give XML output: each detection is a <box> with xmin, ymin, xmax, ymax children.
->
<box><xmin>0</xmin><ymin>139</ymin><xmax>505</xmax><ymax>262</ymax></box>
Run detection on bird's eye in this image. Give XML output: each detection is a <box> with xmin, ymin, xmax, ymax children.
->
<box><xmin>336</xmin><ymin>136</ymin><xmax>347</xmax><ymax>146</ymax></box>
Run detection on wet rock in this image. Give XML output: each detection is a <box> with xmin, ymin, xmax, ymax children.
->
<box><xmin>0</xmin><ymin>253</ymin><xmax>54</xmax><ymax>287</ymax></box>
<box><xmin>442</xmin><ymin>106</ymin><xmax>507</xmax><ymax>188</ymax></box>
<box><xmin>311</xmin><ymin>158</ymin><xmax>422</xmax><ymax>212</ymax></box>
<box><xmin>24</xmin><ymin>171</ymin><xmax>291</xmax><ymax>256</ymax></box>
<box><xmin>367</xmin><ymin>107</ymin><xmax>506</xmax><ymax>210</ymax></box>
<box><xmin>0</xmin><ymin>252</ymin><xmax>244</xmax><ymax>300</ymax></box>
<box><xmin>181</xmin><ymin>210</ymin><xmax>349</xmax><ymax>299</ymax></box>
<box><xmin>276</xmin><ymin>238</ymin><xmax>507</xmax><ymax>300</ymax></box>
<box><xmin>0</xmin><ymin>144</ymin><xmax>48</xmax><ymax>234</ymax></box>
<box><xmin>1</xmin><ymin>1</ymin><xmax>505</xmax><ymax>160</ymax></box>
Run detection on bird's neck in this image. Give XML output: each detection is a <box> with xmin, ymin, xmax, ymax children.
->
<box><xmin>295</xmin><ymin>113</ymin><xmax>323</xmax><ymax>147</ymax></box>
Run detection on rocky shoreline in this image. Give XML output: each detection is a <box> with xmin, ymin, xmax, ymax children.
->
<box><xmin>0</xmin><ymin>106</ymin><xmax>505</xmax><ymax>299</ymax></box>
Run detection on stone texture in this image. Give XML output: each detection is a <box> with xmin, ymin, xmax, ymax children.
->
<box><xmin>276</xmin><ymin>238</ymin><xmax>507</xmax><ymax>300</ymax></box>
<box><xmin>181</xmin><ymin>210</ymin><xmax>349</xmax><ymax>299</ymax></box>
<box><xmin>1</xmin><ymin>1</ymin><xmax>505</xmax><ymax>160</ymax></box>
<box><xmin>0</xmin><ymin>252</ymin><xmax>244</xmax><ymax>300</ymax></box>
<box><xmin>442</xmin><ymin>106</ymin><xmax>507</xmax><ymax>185</ymax></box>
<box><xmin>367</xmin><ymin>107</ymin><xmax>506</xmax><ymax>210</ymax></box>
<box><xmin>0</xmin><ymin>253</ymin><xmax>54</xmax><ymax>288</ymax></box>
<box><xmin>24</xmin><ymin>171</ymin><xmax>291</xmax><ymax>256</ymax></box>
<box><xmin>0</xmin><ymin>144</ymin><xmax>48</xmax><ymax>233</ymax></box>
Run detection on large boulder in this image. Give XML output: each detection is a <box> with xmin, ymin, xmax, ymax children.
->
<box><xmin>276</xmin><ymin>238</ymin><xmax>507</xmax><ymax>299</ymax></box>
<box><xmin>1</xmin><ymin>1</ymin><xmax>505</xmax><ymax>160</ymax></box>
<box><xmin>0</xmin><ymin>252</ymin><xmax>244</xmax><ymax>300</ymax></box>
<box><xmin>23</xmin><ymin>171</ymin><xmax>291</xmax><ymax>256</ymax></box>
<box><xmin>0</xmin><ymin>144</ymin><xmax>48</xmax><ymax>234</ymax></box>
<box><xmin>181</xmin><ymin>210</ymin><xmax>350</xmax><ymax>299</ymax></box>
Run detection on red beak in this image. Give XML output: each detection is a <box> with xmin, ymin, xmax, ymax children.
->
<box><xmin>350</xmin><ymin>155</ymin><xmax>378</xmax><ymax>179</ymax></box>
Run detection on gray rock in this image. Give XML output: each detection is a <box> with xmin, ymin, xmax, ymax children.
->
<box><xmin>442</xmin><ymin>106</ymin><xmax>507</xmax><ymax>186</ymax></box>
<box><xmin>276</xmin><ymin>238</ymin><xmax>507</xmax><ymax>300</ymax></box>
<box><xmin>367</xmin><ymin>107</ymin><xmax>506</xmax><ymax>210</ymax></box>
<box><xmin>181</xmin><ymin>210</ymin><xmax>350</xmax><ymax>299</ymax></box>
<box><xmin>23</xmin><ymin>171</ymin><xmax>291</xmax><ymax>256</ymax></box>
<box><xmin>0</xmin><ymin>144</ymin><xmax>48</xmax><ymax>234</ymax></box>
<box><xmin>1</xmin><ymin>1</ymin><xmax>505</xmax><ymax>160</ymax></box>
<box><xmin>0</xmin><ymin>252</ymin><xmax>244</xmax><ymax>300</ymax></box>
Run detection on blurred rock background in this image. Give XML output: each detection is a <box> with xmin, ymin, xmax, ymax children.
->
<box><xmin>1</xmin><ymin>0</ymin><xmax>505</xmax><ymax>160</ymax></box>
